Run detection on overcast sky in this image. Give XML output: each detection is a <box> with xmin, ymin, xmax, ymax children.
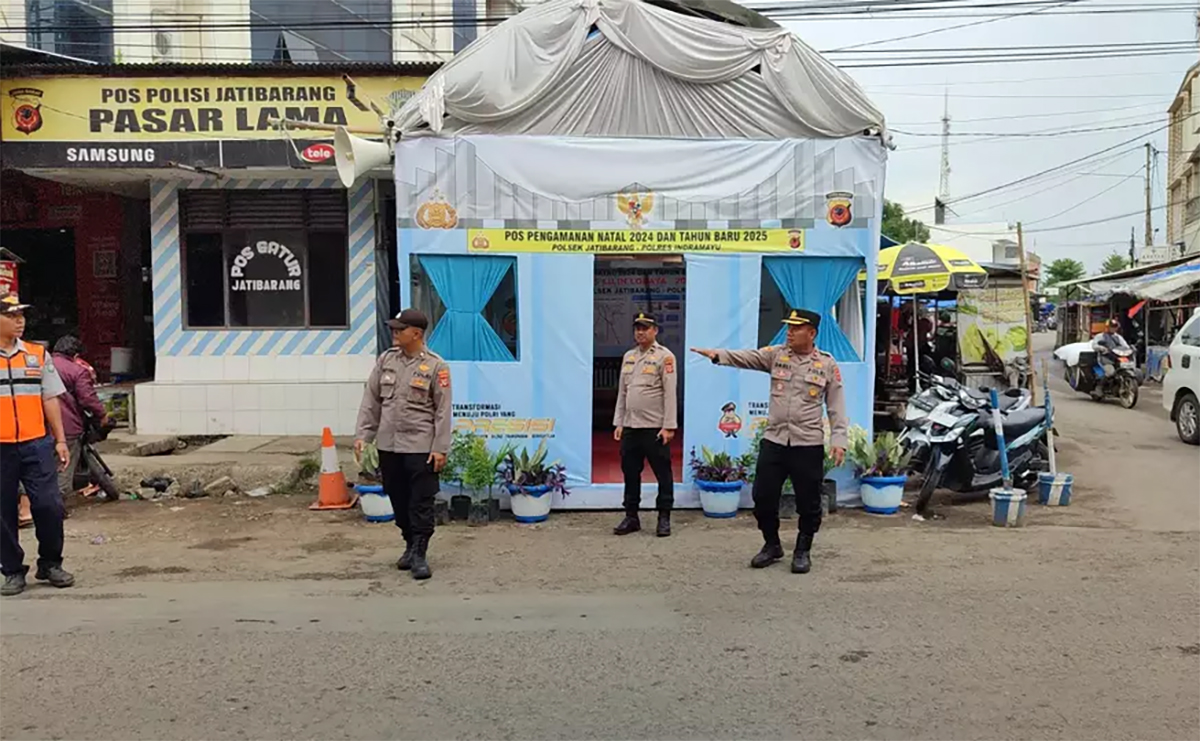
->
<box><xmin>772</xmin><ymin>3</ymin><xmax>1196</xmax><ymax>271</ymax></box>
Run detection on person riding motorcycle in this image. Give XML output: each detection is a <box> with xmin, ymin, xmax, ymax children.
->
<box><xmin>1094</xmin><ymin>319</ymin><xmax>1131</xmax><ymax>377</ymax></box>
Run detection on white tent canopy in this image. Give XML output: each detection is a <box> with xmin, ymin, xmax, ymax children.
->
<box><xmin>393</xmin><ymin>0</ymin><xmax>886</xmax><ymax>140</ymax></box>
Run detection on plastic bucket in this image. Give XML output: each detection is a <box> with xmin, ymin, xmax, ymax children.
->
<box><xmin>989</xmin><ymin>488</ymin><xmax>1026</xmax><ymax>528</ymax></box>
<box><xmin>355</xmin><ymin>484</ymin><xmax>394</xmax><ymax>523</ymax></box>
<box><xmin>1037</xmin><ymin>472</ymin><xmax>1073</xmax><ymax>506</ymax></box>
<box><xmin>695</xmin><ymin>479</ymin><xmax>742</xmax><ymax>518</ymax></box>
<box><xmin>861</xmin><ymin>476</ymin><xmax>906</xmax><ymax>515</ymax></box>
<box><xmin>508</xmin><ymin>484</ymin><xmax>551</xmax><ymax>523</ymax></box>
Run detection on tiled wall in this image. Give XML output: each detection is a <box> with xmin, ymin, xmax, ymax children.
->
<box><xmin>135</xmin><ymin>378</ymin><xmax>372</xmax><ymax>436</ymax></box>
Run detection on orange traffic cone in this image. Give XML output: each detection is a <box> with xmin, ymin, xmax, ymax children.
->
<box><xmin>310</xmin><ymin>427</ymin><xmax>358</xmax><ymax>510</ymax></box>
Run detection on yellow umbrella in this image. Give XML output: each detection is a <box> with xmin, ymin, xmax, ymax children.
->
<box><xmin>862</xmin><ymin>241</ymin><xmax>988</xmax><ymax>294</ymax></box>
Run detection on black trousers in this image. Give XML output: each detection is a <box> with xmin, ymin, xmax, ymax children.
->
<box><xmin>379</xmin><ymin>451</ymin><xmax>439</xmax><ymax>539</ymax></box>
<box><xmin>620</xmin><ymin>428</ymin><xmax>674</xmax><ymax>515</ymax></box>
<box><xmin>752</xmin><ymin>440</ymin><xmax>824</xmax><ymax>542</ymax></box>
<box><xmin>1</xmin><ymin>436</ymin><xmax>65</xmax><ymax>576</ymax></box>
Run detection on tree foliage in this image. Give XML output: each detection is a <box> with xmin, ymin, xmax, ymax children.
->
<box><xmin>881</xmin><ymin>200</ymin><xmax>931</xmax><ymax>245</ymax></box>
<box><xmin>1043</xmin><ymin>258</ymin><xmax>1086</xmax><ymax>286</ymax></box>
<box><xmin>1100</xmin><ymin>252</ymin><xmax>1131</xmax><ymax>275</ymax></box>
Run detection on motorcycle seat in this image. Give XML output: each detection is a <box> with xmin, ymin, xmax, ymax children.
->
<box><xmin>985</xmin><ymin>407</ymin><xmax>1045</xmax><ymax>444</ymax></box>
<box><xmin>965</xmin><ymin>387</ymin><xmax>1024</xmax><ymax>411</ymax></box>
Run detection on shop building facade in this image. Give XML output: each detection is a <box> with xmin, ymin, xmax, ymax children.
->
<box><xmin>1</xmin><ymin>62</ymin><xmax>435</xmax><ymax>435</ymax></box>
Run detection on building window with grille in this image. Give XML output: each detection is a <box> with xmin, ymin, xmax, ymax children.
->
<box><xmin>180</xmin><ymin>190</ymin><xmax>350</xmax><ymax>330</ymax></box>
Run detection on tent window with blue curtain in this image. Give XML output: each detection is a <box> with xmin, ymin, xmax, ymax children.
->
<box><xmin>757</xmin><ymin>257</ymin><xmax>865</xmax><ymax>362</ymax></box>
<box><xmin>409</xmin><ymin>254</ymin><xmax>519</xmax><ymax>361</ymax></box>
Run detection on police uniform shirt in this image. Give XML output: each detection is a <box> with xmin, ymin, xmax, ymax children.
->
<box><xmin>1</xmin><ymin>340</ymin><xmax>67</xmax><ymax>400</ymax></box>
<box><xmin>614</xmin><ymin>342</ymin><xmax>678</xmax><ymax>430</ymax></box>
<box><xmin>715</xmin><ymin>345</ymin><xmax>847</xmax><ymax>448</ymax></box>
<box><xmin>356</xmin><ymin>347</ymin><xmax>452</xmax><ymax>454</ymax></box>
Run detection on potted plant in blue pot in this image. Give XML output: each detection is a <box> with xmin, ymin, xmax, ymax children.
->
<box><xmin>499</xmin><ymin>439</ymin><xmax>568</xmax><ymax>523</ymax></box>
<box><xmin>847</xmin><ymin>425</ymin><xmax>912</xmax><ymax>515</ymax></box>
<box><xmin>689</xmin><ymin>445</ymin><xmax>750</xmax><ymax>518</ymax></box>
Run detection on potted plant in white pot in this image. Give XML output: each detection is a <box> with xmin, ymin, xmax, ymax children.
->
<box><xmin>847</xmin><ymin>425</ymin><xmax>912</xmax><ymax>515</ymax></box>
<box><xmin>689</xmin><ymin>445</ymin><xmax>751</xmax><ymax>518</ymax></box>
<box><xmin>353</xmin><ymin>442</ymin><xmax>395</xmax><ymax>523</ymax></box>
<box><xmin>498</xmin><ymin>439</ymin><xmax>568</xmax><ymax>523</ymax></box>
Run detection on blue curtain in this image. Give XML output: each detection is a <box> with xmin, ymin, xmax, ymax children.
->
<box><xmin>418</xmin><ymin>255</ymin><xmax>515</xmax><ymax>362</ymax></box>
<box><xmin>765</xmin><ymin>256</ymin><xmax>863</xmax><ymax>362</ymax></box>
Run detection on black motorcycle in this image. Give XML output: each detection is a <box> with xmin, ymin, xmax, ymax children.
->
<box><xmin>71</xmin><ymin>412</ymin><xmax>120</xmax><ymax>502</ymax></box>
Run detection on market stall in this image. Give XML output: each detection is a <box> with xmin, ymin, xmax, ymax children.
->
<box><xmin>386</xmin><ymin>0</ymin><xmax>887</xmax><ymax>508</ymax></box>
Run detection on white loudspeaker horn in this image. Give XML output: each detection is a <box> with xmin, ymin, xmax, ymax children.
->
<box><xmin>333</xmin><ymin>126</ymin><xmax>393</xmax><ymax>188</ymax></box>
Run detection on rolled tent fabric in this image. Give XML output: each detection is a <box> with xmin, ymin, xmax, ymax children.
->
<box><xmin>395</xmin><ymin>0</ymin><xmax>885</xmax><ymax>141</ymax></box>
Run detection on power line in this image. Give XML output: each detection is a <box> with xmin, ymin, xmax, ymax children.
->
<box><xmin>1023</xmin><ymin>166</ymin><xmax>1144</xmax><ymax>225</ymax></box>
<box><xmin>893</xmin><ymin>118</ymin><xmax>1173</xmax><ymax>139</ymax></box>
<box><xmin>890</xmin><ymin>102</ymin><xmax>1167</xmax><ymax>126</ymax></box>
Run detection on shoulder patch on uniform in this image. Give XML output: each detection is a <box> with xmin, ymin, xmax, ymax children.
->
<box><xmin>757</xmin><ymin>345</ymin><xmax>776</xmax><ymax>353</ymax></box>
<box><xmin>437</xmin><ymin>368</ymin><xmax>450</xmax><ymax>388</ymax></box>
<box><xmin>664</xmin><ymin>355</ymin><xmax>675</xmax><ymax>374</ymax></box>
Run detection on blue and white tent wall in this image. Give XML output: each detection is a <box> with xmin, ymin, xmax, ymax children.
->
<box><xmin>135</xmin><ymin>176</ymin><xmax>380</xmax><ymax>437</ymax></box>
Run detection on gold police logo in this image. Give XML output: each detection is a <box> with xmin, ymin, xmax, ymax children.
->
<box><xmin>825</xmin><ymin>191</ymin><xmax>853</xmax><ymax>228</ymax></box>
<box><xmin>8</xmin><ymin>87</ymin><xmax>45</xmax><ymax>135</ymax></box>
<box><xmin>415</xmin><ymin>190</ymin><xmax>458</xmax><ymax>230</ymax></box>
<box><xmin>471</xmin><ymin>234</ymin><xmax>490</xmax><ymax>250</ymax></box>
<box><xmin>616</xmin><ymin>190</ymin><xmax>654</xmax><ymax>230</ymax></box>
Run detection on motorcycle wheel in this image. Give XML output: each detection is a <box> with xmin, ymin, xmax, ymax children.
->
<box><xmin>1118</xmin><ymin>376</ymin><xmax>1139</xmax><ymax>410</ymax></box>
<box><xmin>86</xmin><ymin>448</ymin><xmax>120</xmax><ymax>502</ymax></box>
<box><xmin>914</xmin><ymin>455</ymin><xmax>943</xmax><ymax>514</ymax></box>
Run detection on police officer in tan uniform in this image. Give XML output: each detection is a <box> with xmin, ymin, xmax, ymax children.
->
<box><xmin>691</xmin><ymin>308</ymin><xmax>847</xmax><ymax>574</ymax></box>
<box><xmin>355</xmin><ymin>309</ymin><xmax>451</xmax><ymax>580</ymax></box>
<box><xmin>613</xmin><ymin>312</ymin><xmax>678</xmax><ymax>538</ymax></box>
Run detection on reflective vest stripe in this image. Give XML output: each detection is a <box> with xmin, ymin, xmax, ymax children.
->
<box><xmin>0</xmin><ymin>344</ymin><xmax>48</xmax><ymax>443</ymax></box>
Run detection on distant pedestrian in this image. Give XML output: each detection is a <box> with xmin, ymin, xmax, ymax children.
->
<box><xmin>0</xmin><ymin>293</ymin><xmax>75</xmax><ymax>596</ymax></box>
<box><xmin>612</xmin><ymin>312</ymin><xmax>678</xmax><ymax>538</ymax></box>
<box><xmin>354</xmin><ymin>309</ymin><xmax>451</xmax><ymax>581</ymax></box>
<box><xmin>691</xmin><ymin>308</ymin><xmax>847</xmax><ymax>574</ymax></box>
<box><xmin>52</xmin><ymin>335</ymin><xmax>112</xmax><ymax>506</ymax></box>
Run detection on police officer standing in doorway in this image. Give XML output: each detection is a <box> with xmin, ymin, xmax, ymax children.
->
<box><xmin>613</xmin><ymin>312</ymin><xmax>678</xmax><ymax>538</ymax></box>
<box><xmin>0</xmin><ymin>293</ymin><xmax>75</xmax><ymax>596</ymax></box>
<box><xmin>691</xmin><ymin>308</ymin><xmax>846</xmax><ymax>573</ymax></box>
<box><xmin>355</xmin><ymin>309</ymin><xmax>451</xmax><ymax>581</ymax></box>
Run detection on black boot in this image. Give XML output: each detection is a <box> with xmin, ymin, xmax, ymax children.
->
<box><xmin>1</xmin><ymin>573</ymin><xmax>26</xmax><ymax>596</ymax></box>
<box><xmin>656</xmin><ymin>512</ymin><xmax>671</xmax><ymax>537</ymax></box>
<box><xmin>35</xmin><ymin>565</ymin><xmax>75</xmax><ymax>588</ymax></box>
<box><xmin>791</xmin><ymin>533</ymin><xmax>813</xmax><ymax>574</ymax></box>
<box><xmin>410</xmin><ymin>535</ymin><xmax>432</xmax><ymax>580</ymax></box>
<box><xmin>750</xmin><ymin>536</ymin><xmax>784</xmax><ymax>568</ymax></box>
<box><xmin>396</xmin><ymin>536</ymin><xmax>414</xmax><ymax>571</ymax></box>
<box><xmin>613</xmin><ymin>515</ymin><xmax>641</xmax><ymax>535</ymax></box>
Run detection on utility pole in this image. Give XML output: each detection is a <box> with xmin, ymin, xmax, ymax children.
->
<box><xmin>1129</xmin><ymin>227</ymin><xmax>1136</xmax><ymax>267</ymax></box>
<box><xmin>935</xmin><ymin>89</ymin><xmax>951</xmax><ymax>225</ymax></box>
<box><xmin>1144</xmin><ymin>142</ymin><xmax>1153</xmax><ymax>250</ymax></box>
<box><xmin>1016</xmin><ymin>222</ymin><xmax>1038</xmax><ymax>401</ymax></box>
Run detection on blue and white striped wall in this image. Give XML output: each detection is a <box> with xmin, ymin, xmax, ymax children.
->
<box><xmin>137</xmin><ymin>176</ymin><xmax>382</xmax><ymax>437</ymax></box>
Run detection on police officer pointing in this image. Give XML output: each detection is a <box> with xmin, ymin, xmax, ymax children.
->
<box><xmin>691</xmin><ymin>308</ymin><xmax>847</xmax><ymax>574</ymax></box>
<box><xmin>613</xmin><ymin>312</ymin><xmax>678</xmax><ymax>538</ymax></box>
<box><xmin>355</xmin><ymin>309</ymin><xmax>452</xmax><ymax>581</ymax></box>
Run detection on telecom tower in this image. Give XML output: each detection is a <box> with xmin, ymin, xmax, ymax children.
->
<box><xmin>935</xmin><ymin>90</ymin><xmax>951</xmax><ymax>225</ymax></box>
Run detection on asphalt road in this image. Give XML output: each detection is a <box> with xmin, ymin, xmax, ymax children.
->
<box><xmin>2</xmin><ymin>334</ymin><xmax>1197</xmax><ymax>740</ymax></box>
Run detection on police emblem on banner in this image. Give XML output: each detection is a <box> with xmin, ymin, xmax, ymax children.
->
<box><xmin>471</xmin><ymin>234</ymin><xmax>490</xmax><ymax>250</ymax></box>
<box><xmin>9</xmin><ymin>87</ymin><xmax>45</xmax><ymax>135</ymax></box>
<box><xmin>415</xmin><ymin>190</ymin><xmax>459</xmax><ymax>230</ymax></box>
<box><xmin>825</xmin><ymin>191</ymin><xmax>853</xmax><ymax>228</ymax></box>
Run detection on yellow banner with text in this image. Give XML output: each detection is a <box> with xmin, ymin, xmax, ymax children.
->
<box><xmin>1</xmin><ymin>75</ymin><xmax>426</xmax><ymax>141</ymax></box>
<box><xmin>466</xmin><ymin>228</ymin><xmax>806</xmax><ymax>254</ymax></box>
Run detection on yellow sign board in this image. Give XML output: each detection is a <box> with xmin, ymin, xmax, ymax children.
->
<box><xmin>0</xmin><ymin>75</ymin><xmax>425</xmax><ymax>141</ymax></box>
<box><xmin>466</xmin><ymin>228</ymin><xmax>806</xmax><ymax>255</ymax></box>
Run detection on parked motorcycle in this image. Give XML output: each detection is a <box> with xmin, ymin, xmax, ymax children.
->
<box><xmin>1060</xmin><ymin>342</ymin><xmax>1139</xmax><ymax>409</ymax></box>
<box><xmin>900</xmin><ymin>373</ymin><xmax>1031</xmax><ymax>473</ymax></box>
<box><xmin>913</xmin><ymin>389</ymin><xmax>1050</xmax><ymax>515</ymax></box>
<box><xmin>70</xmin><ymin>412</ymin><xmax>120</xmax><ymax>502</ymax></box>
